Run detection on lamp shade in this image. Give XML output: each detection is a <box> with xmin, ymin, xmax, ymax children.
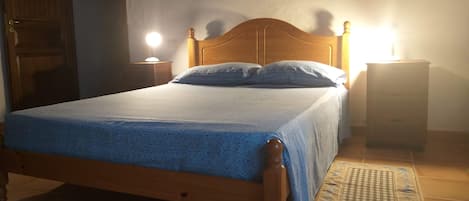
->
<box><xmin>145</xmin><ymin>32</ymin><xmax>162</xmax><ymax>47</ymax></box>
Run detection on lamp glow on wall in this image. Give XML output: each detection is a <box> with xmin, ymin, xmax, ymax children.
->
<box><xmin>346</xmin><ymin>25</ymin><xmax>400</xmax><ymax>87</ymax></box>
<box><xmin>379</xmin><ymin>27</ymin><xmax>398</xmax><ymax>60</ymax></box>
<box><xmin>350</xmin><ymin>26</ymin><xmax>399</xmax><ymax>63</ymax></box>
<box><xmin>145</xmin><ymin>32</ymin><xmax>163</xmax><ymax>62</ymax></box>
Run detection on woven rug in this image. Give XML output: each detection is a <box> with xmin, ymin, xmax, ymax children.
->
<box><xmin>316</xmin><ymin>161</ymin><xmax>421</xmax><ymax>201</ymax></box>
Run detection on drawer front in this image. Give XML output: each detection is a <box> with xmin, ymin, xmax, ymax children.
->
<box><xmin>367</xmin><ymin>63</ymin><xmax>429</xmax><ymax>95</ymax></box>
<box><xmin>367</xmin><ymin>94</ymin><xmax>428</xmax><ymax>125</ymax></box>
<box><xmin>367</xmin><ymin>122</ymin><xmax>427</xmax><ymax>146</ymax></box>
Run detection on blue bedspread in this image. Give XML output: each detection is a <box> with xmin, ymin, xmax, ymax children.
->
<box><xmin>5</xmin><ymin>83</ymin><xmax>349</xmax><ymax>201</ymax></box>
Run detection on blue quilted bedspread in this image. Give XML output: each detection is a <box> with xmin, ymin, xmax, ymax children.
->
<box><xmin>5</xmin><ymin>84</ymin><xmax>349</xmax><ymax>201</ymax></box>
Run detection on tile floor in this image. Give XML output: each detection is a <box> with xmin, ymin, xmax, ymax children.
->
<box><xmin>4</xmin><ymin>132</ymin><xmax>469</xmax><ymax>201</ymax></box>
<box><xmin>336</xmin><ymin>132</ymin><xmax>469</xmax><ymax>201</ymax></box>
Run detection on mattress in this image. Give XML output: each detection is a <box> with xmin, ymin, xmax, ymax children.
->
<box><xmin>5</xmin><ymin>83</ymin><xmax>349</xmax><ymax>201</ymax></box>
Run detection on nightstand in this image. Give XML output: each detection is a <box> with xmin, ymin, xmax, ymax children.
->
<box><xmin>366</xmin><ymin>60</ymin><xmax>429</xmax><ymax>150</ymax></box>
<box><xmin>132</xmin><ymin>61</ymin><xmax>173</xmax><ymax>85</ymax></box>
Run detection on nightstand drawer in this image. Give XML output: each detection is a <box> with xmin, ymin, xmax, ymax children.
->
<box><xmin>367</xmin><ymin>122</ymin><xmax>426</xmax><ymax>147</ymax></box>
<box><xmin>368</xmin><ymin>95</ymin><xmax>427</xmax><ymax>125</ymax></box>
<box><xmin>131</xmin><ymin>61</ymin><xmax>173</xmax><ymax>86</ymax></box>
<box><xmin>367</xmin><ymin>65</ymin><xmax>428</xmax><ymax>95</ymax></box>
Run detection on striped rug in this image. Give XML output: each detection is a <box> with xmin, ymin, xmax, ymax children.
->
<box><xmin>316</xmin><ymin>161</ymin><xmax>421</xmax><ymax>201</ymax></box>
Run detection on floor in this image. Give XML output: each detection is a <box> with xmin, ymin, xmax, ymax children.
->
<box><xmin>4</xmin><ymin>131</ymin><xmax>469</xmax><ymax>201</ymax></box>
<box><xmin>336</xmin><ymin>131</ymin><xmax>469</xmax><ymax>201</ymax></box>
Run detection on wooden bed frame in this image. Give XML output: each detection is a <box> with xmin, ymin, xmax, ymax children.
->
<box><xmin>188</xmin><ymin>18</ymin><xmax>350</xmax><ymax>87</ymax></box>
<box><xmin>0</xmin><ymin>18</ymin><xmax>350</xmax><ymax>201</ymax></box>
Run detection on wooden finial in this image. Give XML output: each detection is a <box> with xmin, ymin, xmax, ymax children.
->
<box><xmin>188</xmin><ymin>28</ymin><xmax>195</xmax><ymax>38</ymax></box>
<box><xmin>266</xmin><ymin>139</ymin><xmax>283</xmax><ymax>169</ymax></box>
<box><xmin>343</xmin><ymin>21</ymin><xmax>351</xmax><ymax>34</ymax></box>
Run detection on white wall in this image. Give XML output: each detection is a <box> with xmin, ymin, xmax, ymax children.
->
<box><xmin>125</xmin><ymin>0</ymin><xmax>469</xmax><ymax>132</ymax></box>
<box><xmin>73</xmin><ymin>0</ymin><xmax>130</xmax><ymax>98</ymax></box>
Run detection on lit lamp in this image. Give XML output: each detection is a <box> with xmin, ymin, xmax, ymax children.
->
<box><xmin>353</xmin><ymin>26</ymin><xmax>399</xmax><ymax>62</ymax></box>
<box><xmin>382</xmin><ymin>28</ymin><xmax>398</xmax><ymax>60</ymax></box>
<box><xmin>145</xmin><ymin>32</ymin><xmax>162</xmax><ymax>62</ymax></box>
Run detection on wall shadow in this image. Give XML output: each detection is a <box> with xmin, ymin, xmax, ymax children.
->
<box><xmin>205</xmin><ymin>20</ymin><xmax>225</xmax><ymax>39</ymax></box>
<box><xmin>311</xmin><ymin>9</ymin><xmax>335</xmax><ymax>36</ymax></box>
<box><xmin>349</xmin><ymin>70</ymin><xmax>368</xmax><ymax>126</ymax></box>
<box><xmin>427</xmin><ymin>66</ymin><xmax>469</xmax><ymax>131</ymax></box>
<box><xmin>74</xmin><ymin>0</ymin><xmax>130</xmax><ymax>98</ymax></box>
<box><xmin>126</xmin><ymin>1</ymin><xmax>248</xmax><ymax>76</ymax></box>
<box><xmin>152</xmin><ymin>6</ymin><xmax>247</xmax><ymax>74</ymax></box>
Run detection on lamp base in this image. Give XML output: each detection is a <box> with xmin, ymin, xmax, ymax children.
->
<box><xmin>145</xmin><ymin>57</ymin><xmax>160</xmax><ymax>62</ymax></box>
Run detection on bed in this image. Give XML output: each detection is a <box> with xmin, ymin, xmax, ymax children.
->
<box><xmin>0</xmin><ymin>18</ymin><xmax>350</xmax><ymax>201</ymax></box>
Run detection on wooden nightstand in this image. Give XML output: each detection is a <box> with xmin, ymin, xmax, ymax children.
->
<box><xmin>366</xmin><ymin>60</ymin><xmax>429</xmax><ymax>150</ymax></box>
<box><xmin>132</xmin><ymin>61</ymin><xmax>173</xmax><ymax>85</ymax></box>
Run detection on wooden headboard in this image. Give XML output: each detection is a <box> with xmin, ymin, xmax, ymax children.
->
<box><xmin>187</xmin><ymin>18</ymin><xmax>350</xmax><ymax>87</ymax></box>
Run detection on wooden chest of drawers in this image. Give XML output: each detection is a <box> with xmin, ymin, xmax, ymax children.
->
<box><xmin>366</xmin><ymin>60</ymin><xmax>429</xmax><ymax>149</ymax></box>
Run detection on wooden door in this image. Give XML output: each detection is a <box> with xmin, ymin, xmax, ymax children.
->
<box><xmin>4</xmin><ymin>0</ymin><xmax>79</xmax><ymax>111</ymax></box>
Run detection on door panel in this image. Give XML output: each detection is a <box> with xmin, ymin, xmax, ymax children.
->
<box><xmin>11</xmin><ymin>0</ymin><xmax>63</xmax><ymax>18</ymax></box>
<box><xmin>14</xmin><ymin>20</ymin><xmax>62</xmax><ymax>49</ymax></box>
<box><xmin>4</xmin><ymin>0</ymin><xmax>78</xmax><ymax>110</ymax></box>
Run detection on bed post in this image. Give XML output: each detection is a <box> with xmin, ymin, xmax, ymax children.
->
<box><xmin>0</xmin><ymin>134</ymin><xmax>8</xmax><ymax>201</ymax></box>
<box><xmin>340</xmin><ymin>21</ymin><xmax>351</xmax><ymax>89</ymax></box>
<box><xmin>187</xmin><ymin>28</ymin><xmax>199</xmax><ymax>67</ymax></box>
<box><xmin>264</xmin><ymin>139</ymin><xmax>289</xmax><ymax>201</ymax></box>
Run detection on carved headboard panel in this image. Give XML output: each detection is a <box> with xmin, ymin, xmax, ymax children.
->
<box><xmin>187</xmin><ymin>18</ymin><xmax>350</xmax><ymax>87</ymax></box>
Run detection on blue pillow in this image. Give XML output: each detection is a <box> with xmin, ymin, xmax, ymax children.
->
<box><xmin>252</xmin><ymin>60</ymin><xmax>346</xmax><ymax>87</ymax></box>
<box><xmin>171</xmin><ymin>62</ymin><xmax>261</xmax><ymax>86</ymax></box>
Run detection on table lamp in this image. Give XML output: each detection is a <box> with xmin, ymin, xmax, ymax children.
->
<box><xmin>145</xmin><ymin>32</ymin><xmax>162</xmax><ymax>62</ymax></box>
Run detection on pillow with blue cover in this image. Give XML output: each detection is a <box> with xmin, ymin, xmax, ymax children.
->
<box><xmin>171</xmin><ymin>62</ymin><xmax>261</xmax><ymax>86</ymax></box>
<box><xmin>252</xmin><ymin>60</ymin><xmax>346</xmax><ymax>87</ymax></box>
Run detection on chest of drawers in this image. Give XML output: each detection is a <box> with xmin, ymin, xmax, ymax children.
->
<box><xmin>366</xmin><ymin>60</ymin><xmax>429</xmax><ymax>149</ymax></box>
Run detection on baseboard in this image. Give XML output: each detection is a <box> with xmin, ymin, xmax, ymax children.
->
<box><xmin>351</xmin><ymin>125</ymin><xmax>469</xmax><ymax>137</ymax></box>
<box><xmin>427</xmin><ymin>129</ymin><xmax>469</xmax><ymax>136</ymax></box>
